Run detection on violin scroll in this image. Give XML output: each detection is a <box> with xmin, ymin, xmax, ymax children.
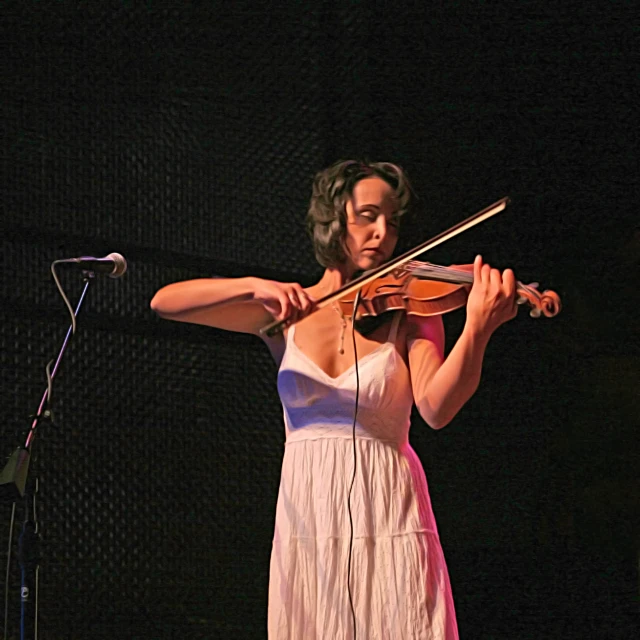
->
<box><xmin>516</xmin><ymin>282</ymin><xmax>562</xmax><ymax>318</ymax></box>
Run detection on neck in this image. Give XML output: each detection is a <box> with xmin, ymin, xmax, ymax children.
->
<box><xmin>316</xmin><ymin>264</ymin><xmax>355</xmax><ymax>295</ymax></box>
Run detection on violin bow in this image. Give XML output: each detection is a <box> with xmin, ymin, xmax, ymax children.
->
<box><xmin>260</xmin><ymin>196</ymin><xmax>511</xmax><ymax>337</ymax></box>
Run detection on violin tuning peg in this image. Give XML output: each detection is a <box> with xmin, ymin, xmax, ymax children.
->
<box><xmin>517</xmin><ymin>296</ymin><xmax>527</xmax><ymax>305</ymax></box>
<box><xmin>529</xmin><ymin>282</ymin><xmax>539</xmax><ymax>290</ymax></box>
<box><xmin>529</xmin><ymin>308</ymin><xmax>542</xmax><ymax>318</ymax></box>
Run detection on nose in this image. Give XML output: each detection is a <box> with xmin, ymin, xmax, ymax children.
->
<box><xmin>373</xmin><ymin>215</ymin><xmax>388</xmax><ymax>239</ymax></box>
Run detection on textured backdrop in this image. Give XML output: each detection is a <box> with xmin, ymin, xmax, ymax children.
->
<box><xmin>1</xmin><ymin>1</ymin><xmax>637</xmax><ymax>638</ymax></box>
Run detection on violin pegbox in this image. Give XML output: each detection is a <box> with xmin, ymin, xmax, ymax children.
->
<box><xmin>516</xmin><ymin>282</ymin><xmax>561</xmax><ymax>318</ymax></box>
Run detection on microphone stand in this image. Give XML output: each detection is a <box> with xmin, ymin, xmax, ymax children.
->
<box><xmin>0</xmin><ymin>273</ymin><xmax>94</xmax><ymax>640</ymax></box>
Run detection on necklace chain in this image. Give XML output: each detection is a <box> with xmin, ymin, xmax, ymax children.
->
<box><xmin>331</xmin><ymin>302</ymin><xmax>347</xmax><ymax>354</ymax></box>
<box><xmin>316</xmin><ymin>282</ymin><xmax>349</xmax><ymax>355</ymax></box>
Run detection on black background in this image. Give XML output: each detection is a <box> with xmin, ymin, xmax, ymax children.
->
<box><xmin>1</xmin><ymin>1</ymin><xmax>638</xmax><ymax>638</ymax></box>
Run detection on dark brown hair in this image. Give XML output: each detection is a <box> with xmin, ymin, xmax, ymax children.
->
<box><xmin>306</xmin><ymin>160</ymin><xmax>413</xmax><ymax>267</ymax></box>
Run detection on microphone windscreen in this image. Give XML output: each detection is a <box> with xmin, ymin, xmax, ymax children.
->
<box><xmin>106</xmin><ymin>253</ymin><xmax>128</xmax><ymax>278</ymax></box>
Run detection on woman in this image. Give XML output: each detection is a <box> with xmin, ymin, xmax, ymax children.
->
<box><xmin>151</xmin><ymin>160</ymin><xmax>517</xmax><ymax>639</ymax></box>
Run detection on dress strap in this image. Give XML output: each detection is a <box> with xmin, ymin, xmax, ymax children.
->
<box><xmin>388</xmin><ymin>311</ymin><xmax>403</xmax><ymax>345</ymax></box>
<box><xmin>286</xmin><ymin>323</ymin><xmax>296</xmax><ymax>343</ymax></box>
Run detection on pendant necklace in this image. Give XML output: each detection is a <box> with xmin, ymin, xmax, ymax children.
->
<box><xmin>332</xmin><ymin>302</ymin><xmax>347</xmax><ymax>354</ymax></box>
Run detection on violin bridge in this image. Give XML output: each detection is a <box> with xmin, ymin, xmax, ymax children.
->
<box><xmin>392</xmin><ymin>266</ymin><xmax>411</xmax><ymax>279</ymax></box>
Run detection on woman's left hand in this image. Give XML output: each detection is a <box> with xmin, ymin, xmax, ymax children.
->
<box><xmin>465</xmin><ymin>254</ymin><xmax>518</xmax><ymax>338</ymax></box>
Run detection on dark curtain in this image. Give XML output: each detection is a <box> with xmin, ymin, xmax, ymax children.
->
<box><xmin>1</xmin><ymin>1</ymin><xmax>637</xmax><ymax>638</ymax></box>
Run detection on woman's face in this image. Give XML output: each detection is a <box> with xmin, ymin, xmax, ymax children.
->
<box><xmin>344</xmin><ymin>176</ymin><xmax>400</xmax><ymax>272</ymax></box>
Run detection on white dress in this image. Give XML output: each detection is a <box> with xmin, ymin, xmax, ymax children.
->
<box><xmin>268</xmin><ymin>312</ymin><xmax>459</xmax><ymax>639</ymax></box>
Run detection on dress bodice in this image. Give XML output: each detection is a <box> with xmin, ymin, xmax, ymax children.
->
<box><xmin>277</xmin><ymin>313</ymin><xmax>414</xmax><ymax>445</ymax></box>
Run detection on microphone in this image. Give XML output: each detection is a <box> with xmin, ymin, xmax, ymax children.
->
<box><xmin>58</xmin><ymin>253</ymin><xmax>128</xmax><ymax>278</ymax></box>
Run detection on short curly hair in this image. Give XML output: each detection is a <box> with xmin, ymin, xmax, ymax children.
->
<box><xmin>306</xmin><ymin>160</ymin><xmax>413</xmax><ymax>268</ymax></box>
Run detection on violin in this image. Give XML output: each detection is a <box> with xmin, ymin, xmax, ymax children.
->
<box><xmin>261</xmin><ymin>196</ymin><xmax>561</xmax><ymax>337</ymax></box>
<box><xmin>338</xmin><ymin>260</ymin><xmax>561</xmax><ymax>321</ymax></box>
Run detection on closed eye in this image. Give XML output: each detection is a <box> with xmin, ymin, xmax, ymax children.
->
<box><xmin>356</xmin><ymin>210</ymin><xmax>377</xmax><ymax>223</ymax></box>
<box><xmin>355</xmin><ymin>208</ymin><xmax>399</xmax><ymax>229</ymax></box>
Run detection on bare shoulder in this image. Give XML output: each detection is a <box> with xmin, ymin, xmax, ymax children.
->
<box><xmin>257</xmin><ymin>281</ymin><xmax>319</xmax><ymax>367</ymax></box>
<box><xmin>260</xmin><ymin>331</ymin><xmax>286</xmax><ymax>367</ymax></box>
<box><xmin>405</xmin><ymin>313</ymin><xmax>445</xmax><ymax>347</ymax></box>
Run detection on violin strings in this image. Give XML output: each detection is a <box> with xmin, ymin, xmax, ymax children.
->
<box><xmin>405</xmin><ymin>261</ymin><xmax>558</xmax><ymax>319</ymax></box>
<box><xmin>408</xmin><ymin>261</ymin><xmax>531</xmax><ymax>293</ymax></box>
<box><xmin>407</xmin><ymin>261</ymin><xmax>472</xmax><ymax>278</ymax></box>
<box><xmin>406</xmin><ymin>261</ymin><xmax>474</xmax><ymax>284</ymax></box>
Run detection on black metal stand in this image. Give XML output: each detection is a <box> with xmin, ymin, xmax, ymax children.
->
<box><xmin>0</xmin><ymin>275</ymin><xmax>94</xmax><ymax>640</ymax></box>
<box><xmin>18</xmin><ymin>475</ymin><xmax>40</xmax><ymax>640</ymax></box>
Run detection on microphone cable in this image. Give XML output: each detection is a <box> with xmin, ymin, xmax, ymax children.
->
<box><xmin>346</xmin><ymin>289</ymin><xmax>362</xmax><ymax>640</ymax></box>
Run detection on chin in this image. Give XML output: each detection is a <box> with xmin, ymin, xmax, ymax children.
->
<box><xmin>361</xmin><ymin>254</ymin><xmax>387</xmax><ymax>268</ymax></box>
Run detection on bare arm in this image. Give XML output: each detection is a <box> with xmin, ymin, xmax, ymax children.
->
<box><xmin>408</xmin><ymin>255</ymin><xmax>518</xmax><ymax>429</ymax></box>
<box><xmin>408</xmin><ymin>317</ymin><xmax>489</xmax><ymax>429</ymax></box>
<box><xmin>150</xmin><ymin>276</ymin><xmax>313</xmax><ymax>336</ymax></box>
<box><xmin>151</xmin><ymin>277</ymin><xmax>267</xmax><ymax>334</ymax></box>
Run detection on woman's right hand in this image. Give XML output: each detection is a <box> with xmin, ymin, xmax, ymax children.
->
<box><xmin>252</xmin><ymin>279</ymin><xmax>315</xmax><ymax>324</ymax></box>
